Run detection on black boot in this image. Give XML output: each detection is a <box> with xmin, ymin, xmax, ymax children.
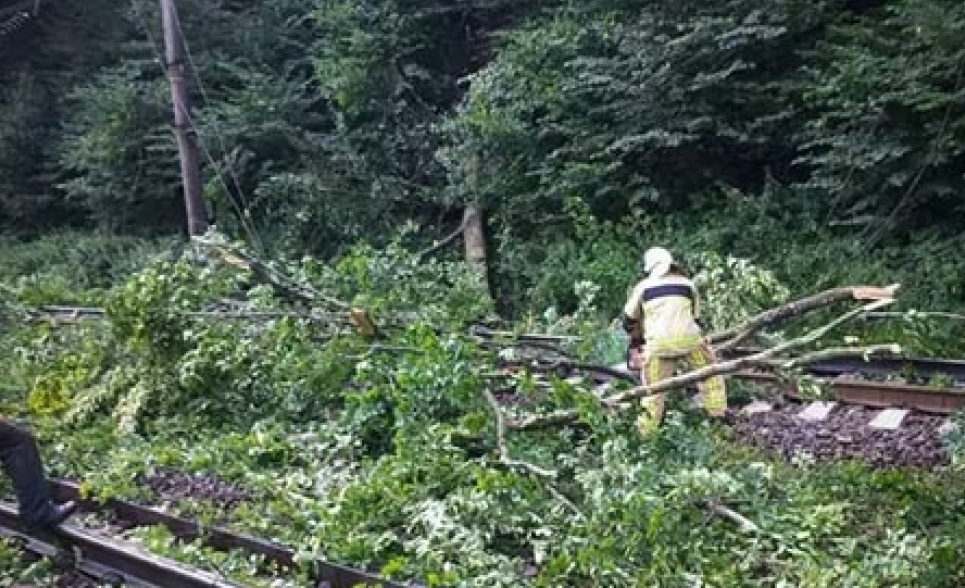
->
<box><xmin>43</xmin><ymin>500</ymin><xmax>77</xmax><ymax>526</ymax></box>
<box><xmin>0</xmin><ymin>420</ymin><xmax>69</xmax><ymax>526</ymax></box>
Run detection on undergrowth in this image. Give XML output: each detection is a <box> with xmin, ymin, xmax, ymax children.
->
<box><xmin>1</xmin><ymin>231</ymin><xmax>964</xmax><ymax>586</ymax></box>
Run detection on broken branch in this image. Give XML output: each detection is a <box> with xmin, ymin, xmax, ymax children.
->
<box><xmin>197</xmin><ymin>237</ymin><xmax>352</xmax><ymax>310</ymax></box>
<box><xmin>703</xmin><ymin>499</ymin><xmax>759</xmax><ymax>533</ymax></box>
<box><xmin>417</xmin><ymin>220</ymin><xmax>467</xmax><ymax>259</ymax></box>
<box><xmin>509</xmin><ymin>299</ymin><xmax>896</xmax><ymax>430</ymax></box>
<box><xmin>482</xmin><ymin>389</ymin><xmax>557</xmax><ymax>478</ymax></box>
<box><xmin>710</xmin><ymin>284</ymin><xmax>900</xmax><ymax>350</ymax></box>
<box><xmin>863</xmin><ymin>310</ymin><xmax>965</xmax><ymax>322</ymax></box>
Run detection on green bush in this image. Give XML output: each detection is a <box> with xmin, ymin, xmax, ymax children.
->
<box><xmin>0</xmin><ymin>232</ymin><xmax>176</xmax><ymax>304</ymax></box>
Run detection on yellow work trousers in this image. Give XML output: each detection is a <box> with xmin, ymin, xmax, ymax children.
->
<box><xmin>637</xmin><ymin>343</ymin><xmax>727</xmax><ymax>436</ymax></box>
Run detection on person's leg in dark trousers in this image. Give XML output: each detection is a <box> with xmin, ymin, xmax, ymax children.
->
<box><xmin>0</xmin><ymin>419</ymin><xmax>75</xmax><ymax>526</ymax></box>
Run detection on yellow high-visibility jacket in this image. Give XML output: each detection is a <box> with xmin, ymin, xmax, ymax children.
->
<box><xmin>623</xmin><ymin>274</ymin><xmax>703</xmax><ymax>357</ymax></box>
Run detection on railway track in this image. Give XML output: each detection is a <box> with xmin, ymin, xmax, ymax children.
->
<box><xmin>497</xmin><ymin>344</ymin><xmax>965</xmax><ymax>416</ymax></box>
<box><xmin>498</xmin><ymin>352</ymin><xmax>963</xmax><ymax>455</ymax></box>
<box><xmin>497</xmin><ymin>352</ymin><xmax>962</xmax><ymax>469</ymax></box>
<box><xmin>721</xmin><ymin>346</ymin><xmax>965</xmax><ymax>385</ymax></box>
<box><xmin>1</xmin><ymin>480</ymin><xmax>406</xmax><ymax>587</ymax></box>
<box><xmin>0</xmin><ymin>501</ymin><xmax>247</xmax><ymax>587</ymax></box>
<box><xmin>731</xmin><ymin>370</ymin><xmax>965</xmax><ymax>416</ymax></box>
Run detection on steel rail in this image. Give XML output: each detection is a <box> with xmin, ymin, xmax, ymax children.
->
<box><xmin>49</xmin><ymin>480</ymin><xmax>406</xmax><ymax>588</ymax></box>
<box><xmin>721</xmin><ymin>347</ymin><xmax>965</xmax><ymax>382</ymax></box>
<box><xmin>732</xmin><ymin>370</ymin><xmax>965</xmax><ymax>415</ymax></box>
<box><xmin>501</xmin><ymin>354</ymin><xmax>965</xmax><ymax>415</ymax></box>
<box><xmin>0</xmin><ymin>501</ymin><xmax>247</xmax><ymax>588</ymax></box>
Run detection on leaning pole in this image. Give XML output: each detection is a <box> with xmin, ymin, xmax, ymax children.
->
<box><xmin>160</xmin><ymin>0</ymin><xmax>208</xmax><ymax>236</ymax></box>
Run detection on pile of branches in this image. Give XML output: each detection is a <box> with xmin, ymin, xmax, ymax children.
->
<box><xmin>7</xmin><ymin>239</ymin><xmax>903</xmax><ymax>424</ymax></box>
<box><xmin>471</xmin><ymin>284</ymin><xmax>902</xmax><ymax>528</ymax></box>
<box><xmin>477</xmin><ymin>284</ymin><xmax>902</xmax><ymax>434</ymax></box>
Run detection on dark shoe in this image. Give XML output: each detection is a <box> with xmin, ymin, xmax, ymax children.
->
<box><xmin>43</xmin><ymin>501</ymin><xmax>77</xmax><ymax>526</ymax></box>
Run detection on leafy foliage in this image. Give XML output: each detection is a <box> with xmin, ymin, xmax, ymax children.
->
<box><xmin>0</xmin><ymin>538</ymin><xmax>58</xmax><ymax>586</ymax></box>
<box><xmin>3</xmin><ymin>1</ymin><xmax>965</xmax><ymax>586</ymax></box>
<box><xmin>794</xmin><ymin>0</ymin><xmax>965</xmax><ymax>242</ymax></box>
<box><xmin>1</xmin><ymin>236</ymin><xmax>964</xmax><ymax>586</ymax></box>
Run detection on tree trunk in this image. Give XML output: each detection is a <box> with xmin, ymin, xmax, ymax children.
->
<box><xmin>463</xmin><ymin>203</ymin><xmax>487</xmax><ymax>267</ymax></box>
<box><xmin>463</xmin><ymin>153</ymin><xmax>493</xmax><ymax>303</ymax></box>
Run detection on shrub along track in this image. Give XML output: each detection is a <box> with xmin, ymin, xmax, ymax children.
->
<box><xmin>0</xmin><ymin>479</ymin><xmax>406</xmax><ymax>587</ymax></box>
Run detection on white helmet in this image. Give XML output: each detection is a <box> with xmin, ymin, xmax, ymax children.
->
<box><xmin>643</xmin><ymin>247</ymin><xmax>673</xmax><ymax>278</ymax></box>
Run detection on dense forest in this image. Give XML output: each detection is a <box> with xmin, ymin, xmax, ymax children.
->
<box><xmin>2</xmin><ymin>0</ymin><xmax>965</xmax><ymax>585</ymax></box>
<box><xmin>2</xmin><ymin>0</ymin><xmax>963</xmax><ymax>318</ymax></box>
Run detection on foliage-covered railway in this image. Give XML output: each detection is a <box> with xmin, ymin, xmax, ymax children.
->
<box><xmin>4</xmin><ymin>239</ymin><xmax>965</xmax><ymax>585</ymax></box>
<box><xmin>4</xmin><ymin>361</ymin><xmax>956</xmax><ymax>586</ymax></box>
<box><xmin>497</xmin><ymin>344</ymin><xmax>963</xmax><ymax>470</ymax></box>
<box><xmin>1</xmin><ymin>479</ymin><xmax>405</xmax><ymax>587</ymax></box>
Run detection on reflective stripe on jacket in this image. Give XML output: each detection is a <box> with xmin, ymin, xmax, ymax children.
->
<box><xmin>623</xmin><ymin>274</ymin><xmax>702</xmax><ymax>357</ymax></box>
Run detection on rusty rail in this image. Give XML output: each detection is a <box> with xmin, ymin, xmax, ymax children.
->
<box><xmin>49</xmin><ymin>480</ymin><xmax>405</xmax><ymax>588</ymax></box>
<box><xmin>0</xmin><ymin>501</ymin><xmax>247</xmax><ymax>588</ymax></box>
<box><xmin>721</xmin><ymin>347</ymin><xmax>965</xmax><ymax>383</ymax></box>
<box><xmin>730</xmin><ymin>371</ymin><xmax>965</xmax><ymax>415</ymax></box>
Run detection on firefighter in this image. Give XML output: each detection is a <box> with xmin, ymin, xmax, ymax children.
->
<box><xmin>621</xmin><ymin>247</ymin><xmax>727</xmax><ymax>435</ymax></box>
<box><xmin>0</xmin><ymin>417</ymin><xmax>76</xmax><ymax>526</ymax></box>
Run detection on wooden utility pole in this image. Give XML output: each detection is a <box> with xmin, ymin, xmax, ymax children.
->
<box><xmin>160</xmin><ymin>0</ymin><xmax>208</xmax><ymax>236</ymax></box>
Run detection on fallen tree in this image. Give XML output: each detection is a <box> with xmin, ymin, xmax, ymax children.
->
<box><xmin>710</xmin><ymin>284</ymin><xmax>899</xmax><ymax>351</ymax></box>
<box><xmin>499</xmin><ymin>292</ymin><xmax>900</xmax><ymax>430</ymax></box>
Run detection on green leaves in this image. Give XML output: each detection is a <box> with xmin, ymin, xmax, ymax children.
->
<box><xmin>794</xmin><ymin>0</ymin><xmax>965</xmax><ymax>241</ymax></box>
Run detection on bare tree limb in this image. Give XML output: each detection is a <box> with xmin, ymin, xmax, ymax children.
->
<box><xmin>482</xmin><ymin>389</ymin><xmax>558</xmax><ymax>478</ymax></box>
<box><xmin>710</xmin><ymin>284</ymin><xmax>900</xmax><ymax>351</ymax></box>
<box><xmin>197</xmin><ymin>238</ymin><xmax>352</xmax><ymax>310</ymax></box>
<box><xmin>470</xmin><ymin>326</ymin><xmax>582</xmax><ymax>343</ymax></box>
<box><xmin>480</xmin><ymin>389</ymin><xmax>587</xmax><ymax>518</ymax></box>
<box><xmin>771</xmin><ymin>345</ymin><xmax>901</xmax><ymax>370</ymax></box>
<box><xmin>863</xmin><ymin>311</ymin><xmax>965</xmax><ymax>322</ymax></box>
<box><xmin>509</xmin><ymin>299</ymin><xmax>897</xmax><ymax>430</ymax></box>
<box><xmin>499</xmin><ymin>358</ymin><xmax>635</xmax><ymax>382</ymax></box>
<box><xmin>497</xmin><ymin>345</ymin><xmax>902</xmax><ymax>386</ymax></box>
<box><xmin>704</xmin><ymin>499</ymin><xmax>759</xmax><ymax>533</ymax></box>
<box><xmin>417</xmin><ymin>220</ymin><xmax>466</xmax><ymax>259</ymax></box>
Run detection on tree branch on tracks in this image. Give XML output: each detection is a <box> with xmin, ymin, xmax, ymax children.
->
<box><xmin>508</xmin><ymin>299</ymin><xmax>897</xmax><ymax>430</ymax></box>
<box><xmin>482</xmin><ymin>388</ymin><xmax>558</xmax><ymax>478</ymax></box>
<box><xmin>480</xmin><ymin>389</ymin><xmax>587</xmax><ymax>518</ymax></box>
<box><xmin>768</xmin><ymin>344</ymin><xmax>902</xmax><ymax>370</ymax></box>
<box><xmin>702</xmin><ymin>499</ymin><xmax>760</xmax><ymax>533</ymax></box>
<box><xmin>863</xmin><ymin>310</ymin><xmax>965</xmax><ymax>322</ymax></box>
<box><xmin>498</xmin><ymin>344</ymin><xmax>902</xmax><ymax>386</ymax></box>
<box><xmin>710</xmin><ymin>283</ymin><xmax>900</xmax><ymax>351</ymax></box>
